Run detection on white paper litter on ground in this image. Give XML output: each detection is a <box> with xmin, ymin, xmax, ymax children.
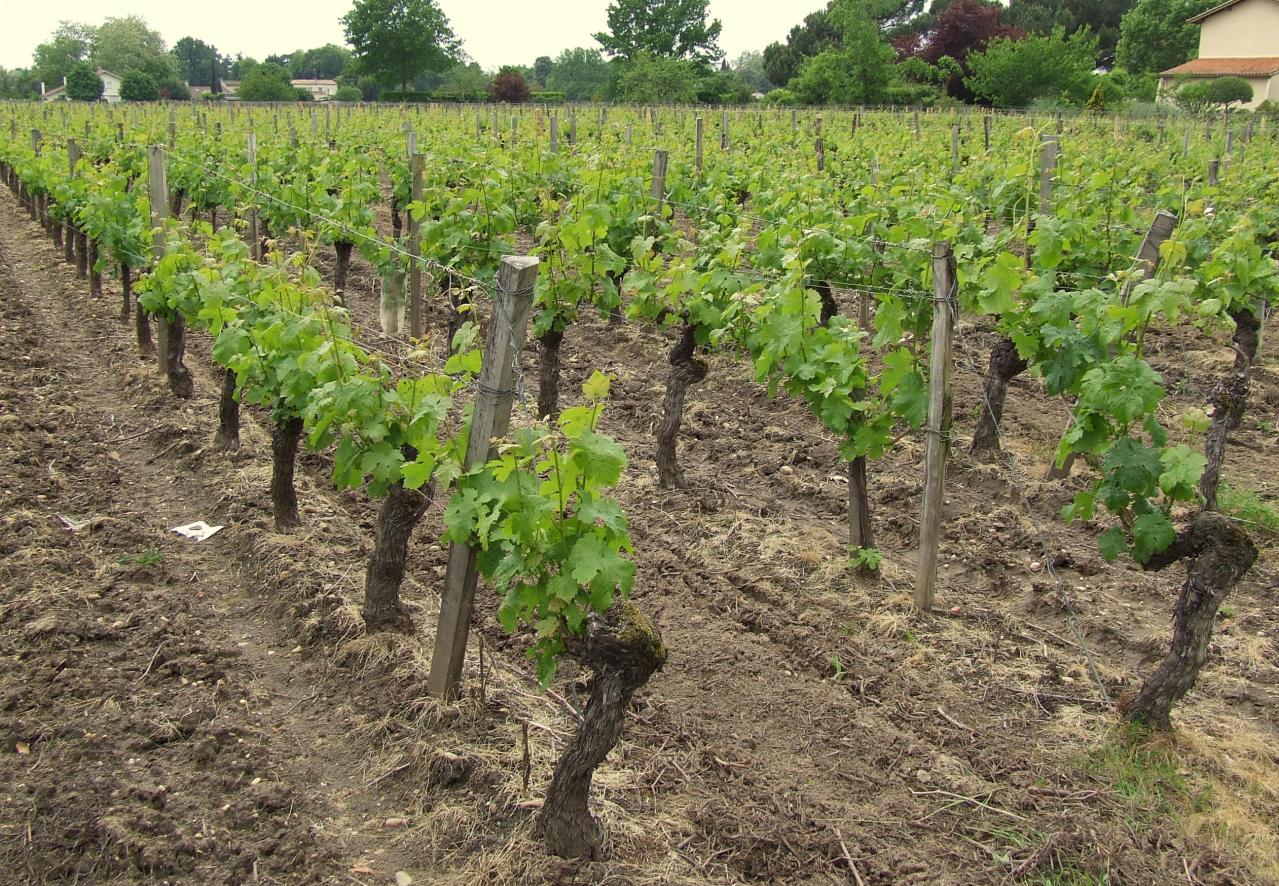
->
<box><xmin>171</xmin><ymin>521</ymin><xmax>224</xmax><ymax>541</ymax></box>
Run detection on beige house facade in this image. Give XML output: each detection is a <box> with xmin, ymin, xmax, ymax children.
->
<box><xmin>1159</xmin><ymin>0</ymin><xmax>1279</xmax><ymax>109</ymax></box>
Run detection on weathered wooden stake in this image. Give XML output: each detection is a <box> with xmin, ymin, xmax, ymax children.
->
<box><xmin>246</xmin><ymin>133</ymin><xmax>261</xmax><ymax>261</ymax></box>
<box><xmin>915</xmin><ymin>242</ymin><xmax>957</xmax><ymax>613</ymax></box>
<box><xmin>427</xmin><ymin>256</ymin><xmax>538</xmax><ymax>700</ymax></box>
<box><xmin>408</xmin><ymin>153</ymin><xmax>424</xmax><ymax>338</ymax></box>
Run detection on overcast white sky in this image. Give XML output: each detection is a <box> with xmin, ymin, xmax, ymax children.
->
<box><xmin>1</xmin><ymin>1</ymin><xmax>830</xmax><ymax>71</ymax></box>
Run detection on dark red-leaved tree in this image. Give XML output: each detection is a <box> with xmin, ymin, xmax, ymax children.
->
<box><xmin>918</xmin><ymin>0</ymin><xmax>1022</xmax><ymax>98</ymax></box>
<box><xmin>489</xmin><ymin>69</ymin><xmax>532</xmax><ymax>102</ymax></box>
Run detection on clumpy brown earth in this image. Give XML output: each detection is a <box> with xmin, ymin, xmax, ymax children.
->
<box><xmin>2</xmin><ymin>185</ymin><xmax>1278</xmax><ymax>885</ymax></box>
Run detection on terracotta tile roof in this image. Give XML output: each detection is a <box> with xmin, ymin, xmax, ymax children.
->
<box><xmin>1160</xmin><ymin>56</ymin><xmax>1279</xmax><ymax>77</ymax></box>
<box><xmin>1188</xmin><ymin>0</ymin><xmax>1279</xmax><ymax>24</ymax></box>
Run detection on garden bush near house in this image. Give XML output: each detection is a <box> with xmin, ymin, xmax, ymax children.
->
<box><xmin>237</xmin><ymin>63</ymin><xmax>299</xmax><ymax>102</ymax></box>
<box><xmin>334</xmin><ymin>86</ymin><xmax>362</xmax><ymax>102</ymax></box>
<box><xmin>530</xmin><ymin>91</ymin><xmax>565</xmax><ymax>103</ymax></box>
<box><xmin>65</xmin><ymin>63</ymin><xmax>103</xmax><ymax>102</ymax></box>
<box><xmin>761</xmin><ymin>87</ymin><xmax>797</xmax><ymax>105</ymax></box>
<box><xmin>119</xmin><ymin>71</ymin><xmax>160</xmax><ymax>102</ymax></box>
<box><xmin>1174</xmin><ymin>77</ymin><xmax>1254</xmax><ymax>114</ymax></box>
<box><xmin>160</xmin><ymin>78</ymin><xmax>191</xmax><ymax>101</ymax></box>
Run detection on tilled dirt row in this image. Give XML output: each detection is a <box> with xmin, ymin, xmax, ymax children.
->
<box><xmin>0</xmin><ymin>180</ymin><xmax>1276</xmax><ymax>886</ymax></box>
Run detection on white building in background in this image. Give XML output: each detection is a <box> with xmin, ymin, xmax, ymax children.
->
<box><xmin>1158</xmin><ymin>0</ymin><xmax>1279</xmax><ymax>110</ymax></box>
<box><xmin>291</xmin><ymin>79</ymin><xmax>338</xmax><ymax>100</ymax></box>
<box><xmin>41</xmin><ymin>69</ymin><xmax>123</xmax><ymax>103</ymax></box>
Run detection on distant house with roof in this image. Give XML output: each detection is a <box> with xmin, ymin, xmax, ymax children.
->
<box><xmin>1159</xmin><ymin>0</ymin><xmax>1279</xmax><ymax>109</ymax></box>
<box><xmin>291</xmin><ymin>78</ymin><xmax>338</xmax><ymax>100</ymax></box>
<box><xmin>41</xmin><ymin>69</ymin><xmax>123</xmax><ymax>103</ymax></box>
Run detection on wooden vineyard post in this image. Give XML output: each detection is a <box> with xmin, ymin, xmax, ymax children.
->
<box><xmin>550</xmin><ymin>115</ymin><xmax>559</xmax><ymax>154</ymax></box>
<box><xmin>246</xmin><ymin>133</ymin><xmax>261</xmax><ymax>262</ymax></box>
<box><xmin>720</xmin><ymin>109</ymin><xmax>729</xmax><ymax>151</ymax></box>
<box><xmin>1037</xmin><ymin>135</ymin><xmax>1058</xmax><ymax>217</ymax></box>
<box><xmin>646</xmin><ymin>149</ymin><xmax>669</xmax><ymax>239</ymax></box>
<box><xmin>815</xmin><ymin>137</ymin><xmax>825</xmax><ymax>173</ymax></box>
<box><xmin>950</xmin><ymin>124</ymin><xmax>961</xmax><ymax>179</ymax></box>
<box><xmin>695</xmin><ymin>117</ymin><xmax>703</xmax><ymax>176</ymax></box>
<box><xmin>427</xmin><ymin>256</ymin><xmax>538</xmax><ymax>700</ymax></box>
<box><xmin>569</xmin><ymin>113</ymin><xmax>577</xmax><ymax>147</ymax></box>
<box><xmin>149</xmin><ymin>145</ymin><xmax>191</xmax><ymax>397</ymax></box>
<box><xmin>1208</xmin><ymin>158</ymin><xmax>1220</xmax><ymax>187</ymax></box>
<box><xmin>65</xmin><ymin>139</ymin><xmax>81</xmax><ymax>266</ymax></box>
<box><xmin>408</xmin><ymin>153</ymin><xmax>424</xmax><ymax>338</ymax></box>
<box><xmin>916</xmin><ymin>242</ymin><xmax>957</xmax><ymax>613</ymax></box>
<box><xmin>167</xmin><ymin>106</ymin><xmax>176</xmax><ymax>149</ymax></box>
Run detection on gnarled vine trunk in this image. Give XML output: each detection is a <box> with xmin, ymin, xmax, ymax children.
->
<box><xmin>170</xmin><ymin>187</ymin><xmax>184</xmax><ymax>219</ymax></box>
<box><xmin>538</xmin><ymin>603</ymin><xmax>666</xmax><ymax>859</ymax></box>
<box><xmin>270</xmin><ymin>415</ymin><xmax>304</xmax><ymax>530</ymax></box>
<box><xmin>88</xmin><ymin>239</ymin><xmax>101</xmax><ymax>297</ymax></box>
<box><xmin>75</xmin><ymin>229</ymin><xmax>88</xmax><ymax>279</ymax></box>
<box><xmin>334</xmin><ymin>241</ymin><xmax>354</xmax><ymax>305</ymax></box>
<box><xmin>849</xmin><ymin>455</ymin><xmax>873</xmax><ymax>551</ymax></box>
<box><xmin>656</xmin><ymin>323</ymin><xmax>708</xmax><ymax>489</ymax></box>
<box><xmin>537</xmin><ymin>327</ymin><xmax>565</xmax><ymax>420</ymax></box>
<box><xmin>123</xmin><ymin>264</ymin><xmax>155</xmax><ymax>358</ymax></box>
<box><xmin>162</xmin><ymin>315</ymin><xmax>192</xmax><ymax>398</ymax></box>
<box><xmin>1200</xmin><ymin>309</ymin><xmax>1261</xmax><ymax>511</ymax></box>
<box><xmin>391</xmin><ymin>200</ymin><xmax>402</xmax><ymax>240</ymax></box>
<box><xmin>62</xmin><ymin>221</ymin><xmax>74</xmax><ymax>263</ymax></box>
<box><xmin>52</xmin><ymin>212</ymin><xmax>63</xmax><ymax>249</ymax></box>
<box><xmin>814</xmin><ymin>280</ymin><xmax>838</xmax><ymax>326</ymax></box>
<box><xmin>1123</xmin><ymin>514</ymin><xmax>1258</xmax><ymax>731</ymax></box>
<box><xmin>971</xmin><ymin>337</ymin><xmax>1029</xmax><ymax>455</ymax></box>
<box><xmin>215</xmin><ymin>368</ymin><xmax>240</xmax><ymax>450</ymax></box>
<box><xmin>363</xmin><ymin>449</ymin><xmax>431</xmax><ymax>634</ymax></box>
<box><xmin>446</xmin><ymin>272</ymin><xmax>471</xmax><ymax>347</ymax></box>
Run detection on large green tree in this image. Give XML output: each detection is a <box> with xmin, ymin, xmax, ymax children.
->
<box><xmin>290</xmin><ymin>45</ymin><xmax>352</xmax><ymax>80</ymax></box>
<box><xmin>545</xmin><ymin>47</ymin><xmax>612</xmax><ymax>100</ymax></box>
<box><xmin>611</xmin><ymin>52</ymin><xmax>699</xmax><ymax>101</ymax></box>
<box><xmin>763</xmin><ymin>10</ymin><xmax>840</xmax><ymax>87</ymax></box>
<box><xmin>1007</xmin><ymin>0</ymin><xmax>1136</xmax><ymax>67</ymax></box>
<box><xmin>595</xmin><ymin>0</ymin><xmax>723</xmax><ymax>62</ymax></box>
<box><xmin>236</xmin><ymin>63</ymin><xmax>300</xmax><ymax>101</ymax></box>
<box><xmin>92</xmin><ymin>16</ymin><xmax>178</xmax><ymax>81</ymax></box>
<box><xmin>1115</xmin><ymin>0</ymin><xmax>1216</xmax><ymax>75</ymax></box>
<box><xmin>172</xmin><ymin>36</ymin><xmax>224</xmax><ymax>87</ymax></box>
<box><xmin>789</xmin><ymin>0</ymin><xmax>896</xmax><ymax>104</ymax></box>
<box><xmin>65</xmin><ymin>62</ymin><xmax>104</xmax><ymax>100</ymax></box>
<box><xmin>966</xmin><ymin>27</ymin><xmax>1098</xmax><ymax>106</ymax></box>
<box><xmin>341</xmin><ymin>0</ymin><xmax>457</xmax><ymax>90</ymax></box>
<box><xmin>32</xmin><ymin>22</ymin><xmax>95</xmax><ymax>87</ymax></box>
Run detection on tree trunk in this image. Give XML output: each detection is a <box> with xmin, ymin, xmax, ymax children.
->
<box><xmin>538</xmin><ymin>603</ymin><xmax>666</xmax><ymax>859</ymax></box>
<box><xmin>363</xmin><ymin>453</ymin><xmax>432</xmax><ymax>634</ymax></box>
<box><xmin>270</xmin><ymin>415</ymin><xmax>304</xmax><ymax>530</ymax></box>
<box><xmin>89</xmin><ymin>239</ymin><xmax>102</xmax><ymax>297</ymax></box>
<box><xmin>849</xmin><ymin>456</ymin><xmax>873</xmax><ymax>551</ymax></box>
<box><xmin>1123</xmin><ymin>514</ymin><xmax>1258</xmax><ymax>731</ymax></box>
<box><xmin>814</xmin><ymin>280</ymin><xmax>838</xmax><ymax>326</ymax></box>
<box><xmin>1200</xmin><ymin>309</ymin><xmax>1261</xmax><ymax>511</ymax></box>
<box><xmin>537</xmin><ymin>327</ymin><xmax>565</xmax><ymax>420</ymax></box>
<box><xmin>971</xmin><ymin>337</ymin><xmax>1029</xmax><ymax>455</ymax></box>
<box><xmin>75</xmin><ymin>229</ymin><xmax>88</xmax><ymax>278</ymax></box>
<box><xmin>163</xmin><ymin>314</ymin><xmax>192</xmax><ymax>398</ymax></box>
<box><xmin>215</xmin><ymin>368</ymin><xmax>240</xmax><ymax>450</ymax></box>
<box><xmin>334</xmin><ymin>241</ymin><xmax>354</xmax><ymax>305</ymax></box>
<box><xmin>655</xmin><ymin>324</ymin><xmax>708</xmax><ymax>489</ymax></box>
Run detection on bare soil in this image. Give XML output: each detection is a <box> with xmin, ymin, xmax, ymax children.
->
<box><xmin>1</xmin><ymin>186</ymin><xmax>1277</xmax><ymax>886</ymax></box>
